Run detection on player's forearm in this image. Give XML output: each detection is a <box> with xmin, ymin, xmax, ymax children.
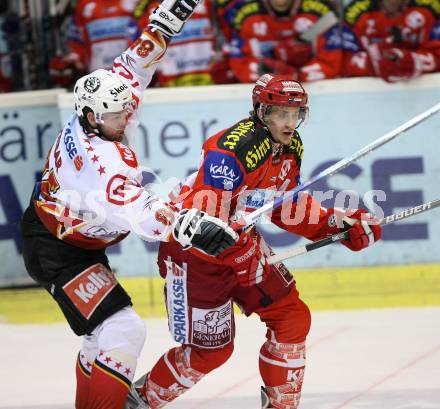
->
<box><xmin>112</xmin><ymin>0</ymin><xmax>202</xmax><ymax>92</ymax></box>
<box><xmin>270</xmin><ymin>193</ymin><xmax>333</xmax><ymax>240</ymax></box>
<box><xmin>112</xmin><ymin>26</ymin><xmax>168</xmax><ymax>94</ymax></box>
<box><xmin>299</xmin><ymin>54</ymin><xmax>343</xmax><ymax>82</ymax></box>
<box><xmin>109</xmin><ymin>188</ymin><xmax>177</xmax><ymax>242</ymax></box>
<box><xmin>412</xmin><ymin>49</ymin><xmax>438</xmax><ymax>74</ymax></box>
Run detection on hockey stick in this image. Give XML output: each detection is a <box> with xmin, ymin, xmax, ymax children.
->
<box><xmin>267</xmin><ymin>199</ymin><xmax>440</xmax><ymax>265</ymax></box>
<box><xmin>299</xmin><ymin>11</ymin><xmax>338</xmax><ymax>43</ymax></box>
<box><xmin>232</xmin><ymin>102</ymin><xmax>440</xmax><ymax>231</ymax></box>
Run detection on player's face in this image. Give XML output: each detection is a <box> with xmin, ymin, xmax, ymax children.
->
<box><xmin>381</xmin><ymin>0</ymin><xmax>408</xmax><ymax>14</ymax></box>
<box><xmin>265</xmin><ymin>105</ymin><xmax>301</xmax><ymax>145</ymax></box>
<box><xmin>100</xmin><ymin>109</ymin><xmax>130</xmax><ymax>142</ymax></box>
<box><xmin>268</xmin><ymin>0</ymin><xmax>295</xmax><ymax>13</ymax></box>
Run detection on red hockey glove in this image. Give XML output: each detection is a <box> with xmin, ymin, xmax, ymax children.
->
<box><xmin>219</xmin><ymin>231</ymin><xmax>271</xmax><ymax>287</ymax></box>
<box><xmin>209</xmin><ymin>56</ymin><xmax>237</xmax><ymax>84</ymax></box>
<box><xmin>49</xmin><ymin>53</ymin><xmax>85</xmax><ymax>87</ymax></box>
<box><xmin>377</xmin><ymin>48</ymin><xmax>419</xmax><ymax>83</ymax></box>
<box><xmin>0</xmin><ymin>70</ymin><xmax>11</xmax><ymax>93</ymax></box>
<box><xmin>274</xmin><ymin>39</ymin><xmax>313</xmax><ymax>67</ymax></box>
<box><xmin>340</xmin><ymin>209</ymin><xmax>382</xmax><ymax>251</ymax></box>
<box><xmin>259</xmin><ymin>58</ymin><xmax>297</xmax><ymax>77</ymax></box>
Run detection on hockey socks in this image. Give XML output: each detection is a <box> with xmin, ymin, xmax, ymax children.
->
<box><xmin>76</xmin><ymin>351</ymin><xmax>92</xmax><ymax>409</ymax></box>
<box><xmin>259</xmin><ymin>341</ymin><xmax>306</xmax><ymax>409</ymax></box>
<box><xmin>140</xmin><ymin>344</ymin><xmax>233</xmax><ymax>408</ymax></box>
<box><xmin>143</xmin><ymin>346</ymin><xmax>205</xmax><ymax>407</ymax></box>
<box><xmin>76</xmin><ymin>349</ymin><xmax>136</xmax><ymax>409</ymax></box>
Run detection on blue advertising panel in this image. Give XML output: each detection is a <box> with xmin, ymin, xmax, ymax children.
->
<box><xmin>0</xmin><ymin>104</ymin><xmax>62</xmax><ymax>285</ymax></box>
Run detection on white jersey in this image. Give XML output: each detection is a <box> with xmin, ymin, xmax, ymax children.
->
<box><xmin>34</xmin><ymin>28</ymin><xmax>175</xmax><ymax>250</ymax></box>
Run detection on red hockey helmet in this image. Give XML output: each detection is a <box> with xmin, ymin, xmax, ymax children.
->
<box><xmin>252</xmin><ymin>74</ymin><xmax>308</xmax><ymax>111</ymax></box>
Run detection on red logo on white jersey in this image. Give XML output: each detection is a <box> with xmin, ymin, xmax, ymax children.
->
<box><xmin>115</xmin><ymin>142</ymin><xmax>138</xmax><ymax>168</ymax></box>
<box><xmin>62</xmin><ymin>263</ymin><xmax>117</xmax><ymax>319</ymax></box>
<box><xmin>106</xmin><ymin>174</ymin><xmax>143</xmax><ymax>205</ymax></box>
<box><xmin>74</xmin><ymin>155</ymin><xmax>84</xmax><ymax>171</ymax></box>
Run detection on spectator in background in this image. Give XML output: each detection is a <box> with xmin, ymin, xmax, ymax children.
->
<box><xmin>212</xmin><ymin>0</ymin><xmax>243</xmax><ymax>46</ymax></box>
<box><xmin>226</xmin><ymin>0</ymin><xmax>343</xmax><ymax>83</ymax></box>
<box><xmin>343</xmin><ymin>0</ymin><xmax>440</xmax><ymax>82</ymax></box>
<box><xmin>0</xmin><ymin>1</ymin><xmax>15</xmax><ymax>92</ymax></box>
<box><xmin>146</xmin><ymin>0</ymin><xmax>234</xmax><ymax>86</ymax></box>
<box><xmin>0</xmin><ymin>70</ymin><xmax>10</xmax><ymax>93</ymax></box>
<box><xmin>0</xmin><ymin>5</ymin><xmax>7</xmax><ymax>93</ymax></box>
<box><xmin>50</xmin><ymin>0</ymin><xmax>149</xmax><ymax>87</ymax></box>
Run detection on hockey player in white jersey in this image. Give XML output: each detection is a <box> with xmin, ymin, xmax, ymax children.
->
<box><xmin>20</xmin><ymin>1</ymin><xmax>238</xmax><ymax>408</ymax></box>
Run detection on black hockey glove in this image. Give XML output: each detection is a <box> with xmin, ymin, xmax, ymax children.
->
<box><xmin>149</xmin><ymin>0</ymin><xmax>201</xmax><ymax>37</ymax></box>
<box><xmin>173</xmin><ymin>209</ymin><xmax>238</xmax><ymax>256</ymax></box>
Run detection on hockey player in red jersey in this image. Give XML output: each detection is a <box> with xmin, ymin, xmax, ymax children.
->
<box><xmin>69</xmin><ymin>0</ymin><xmax>149</xmax><ymax>71</ymax></box>
<box><xmin>50</xmin><ymin>0</ymin><xmax>151</xmax><ymax>87</ymax></box>
<box><xmin>227</xmin><ymin>0</ymin><xmax>343</xmax><ymax>83</ymax></box>
<box><xmin>145</xmin><ymin>0</ymin><xmax>233</xmax><ymax>86</ymax></box>
<box><xmin>20</xmin><ymin>2</ymin><xmax>238</xmax><ymax>408</ymax></box>
<box><xmin>343</xmin><ymin>0</ymin><xmax>440</xmax><ymax>82</ymax></box>
<box><xmin>125</xmin><ymin>75</ymin><xmax>382</xmax><ymax>408</ymax></box>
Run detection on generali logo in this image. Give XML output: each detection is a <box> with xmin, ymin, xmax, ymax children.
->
<box><xmin>63</xmin><ymin>263</ymin><xmax>117</xmax><ymax>319</ymax></box>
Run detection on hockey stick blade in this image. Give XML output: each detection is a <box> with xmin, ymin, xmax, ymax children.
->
<box><xmin>267</xmin><ymin>199</ymin><xmax>440</xmax><ymax>265</ymax></box>
<box><xmin>232</xmin><ymin>101</ymin><xmax>440</xmax><ymax>232</ymax></box>
<box><xmin>299</xmin><ymin>11</ymin><xmax>338</xmax><ymax>43</ymax></box>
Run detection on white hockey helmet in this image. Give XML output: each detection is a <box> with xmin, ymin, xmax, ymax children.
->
<box><xmin>73</xmin><ymin>69</ymin><xmax>134</xmax><ymax>124</ymax></box>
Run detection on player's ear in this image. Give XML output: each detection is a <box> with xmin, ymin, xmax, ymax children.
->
<box><xmin>86</xmin><ymin>111</ymin><xmax>97</xmax><ymax>127</ymax></box>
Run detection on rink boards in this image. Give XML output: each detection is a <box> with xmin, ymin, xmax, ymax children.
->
<box><xmin>1</xmin><ymin>75</ymin><xmax>440</xmax><ymax>284</ymax></box>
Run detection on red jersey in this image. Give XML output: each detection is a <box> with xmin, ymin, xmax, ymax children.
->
<box><xmin>175</xmin><ymin>117</ymin><xmax>334</xmax><ymax>262</ymax></box>
<box><xmin>227</xmin><ymin>0</ymin><xmax>343</xmax><ymax>82</ymax></box>
<box><xmin>68</xmin><ymin>0</ymin><xmax>148</xmax><ymax>71</ymax></box>
<box><xmin>146</xmin><ymin>0</ymin><xmax>233</xmax><ymax>86</ymax></box>
<box><xmin>213</xmin><ymin>0</ymin><xmax>241</xmax><ymax>42</ymax></box>
<box><xmin>343</xmin><ymin>0</ymin><xmax>440</xmax><ymax>77</ymax></box>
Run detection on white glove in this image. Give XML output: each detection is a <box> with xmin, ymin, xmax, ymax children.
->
<box><xmin>149</xmin><ymin>0</ymin><xmax>201</xmax><ymax>37</ymax></box>
<box><xmin>173</xmin><ymin>209</ymin><xmax>238</xmax><ymax>256</ymax></box>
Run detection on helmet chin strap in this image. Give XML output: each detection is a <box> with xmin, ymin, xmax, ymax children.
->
<box><xmin>257</xmin><ymin>103</ymin><xmax>270</xmax><ymax>122</ymax></box>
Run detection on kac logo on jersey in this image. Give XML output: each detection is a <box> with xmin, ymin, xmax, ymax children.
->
<box><xmin>204</xmin><ymin>151</ymin><xmax>243</xmax><ymax>191</ymax></box>
<box><xmin>106</xmin><ymin>174</ymin><xmax>143</xmax><ymax>205</ymax></box>
<box><xmin>115</xmin><ymin>142</ymin><xmax>138</xmax><ymax>168</ymax></box>
<box><xmin>279</xmin><ymin>160</ymin><xmax>293</xmax><ymax>180</ymax></box>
